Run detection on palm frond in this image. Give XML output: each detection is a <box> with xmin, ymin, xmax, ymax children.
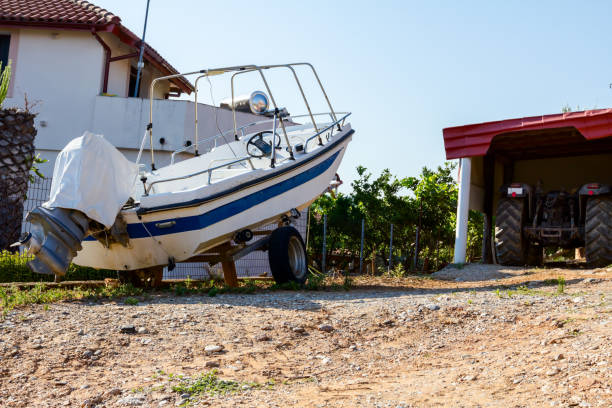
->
<box><xmin>0</xmin><ymin>60</ymin><xmax>12</xmax><ymax>107</ymax></box>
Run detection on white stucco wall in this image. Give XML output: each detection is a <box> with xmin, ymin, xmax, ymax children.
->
<box><xmin>29</xmin><ymin>95</ymin><xmax>266</xmax><ymax>176</ymax></box>
<box><xmin>0</xmin><ymin>27</ymin><xmax>193</xmax><ymax>174</ymax></box>
<box><xmin>4</xmin><ymin>29</ymin><xmax>103</xmax><ymax>152</ymax></box>
<box><xmin>89</xmin><ymin>96</ymin><xmax>270</xmax><ymax>169</ymax></box>
<box><xmin>107</xmin><ymin>57</ymin><xmax>129</xmax><ymax>97</ymax></box>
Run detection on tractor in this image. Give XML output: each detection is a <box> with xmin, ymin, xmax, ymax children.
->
<box><xmin>494</xmin><ymin>182</ymin><xmax>612</xmax><ymax>266</ymax></box>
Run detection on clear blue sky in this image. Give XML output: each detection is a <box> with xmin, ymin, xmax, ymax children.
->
<box><xmin>96</xmin><ymin>0</ymin><xmax>612</xmax><ymax>189</ymax></box>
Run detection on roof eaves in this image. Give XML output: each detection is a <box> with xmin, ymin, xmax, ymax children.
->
<box><xmin>105</xmin><ymin>23</ymin><xmax>193</xmax><ymax>94</ymax></box>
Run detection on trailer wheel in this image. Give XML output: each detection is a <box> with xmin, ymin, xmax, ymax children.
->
<box><xmin>495</xmin><ymin>198</ymin><xmax>528</xmax><ymax>265</ymax></box>
<box><xmin>585</xmin><ymin>196</ymin><xmax>612</xmax><ymax>267</ymax></box>
<box><xmin>268</xmin><ymin>226</ymin><xmax>308</xmax><ymax>284</ymax></box>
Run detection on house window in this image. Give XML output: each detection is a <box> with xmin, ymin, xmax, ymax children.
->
<box><xmin>128</xmin><ymin>66</ymin><xmax>139</xmax><ymax>97</ymax></box>
<box><xmin>0</xmin><ymin>34</ymin><xmax>10</xmax><ymax>69</ymax></box>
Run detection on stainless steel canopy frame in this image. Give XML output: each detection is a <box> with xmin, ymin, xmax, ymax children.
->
<box><xmin>147</xmin><ymin>63</ymin><xmax>343</xmax><ymax>171</ymax></box>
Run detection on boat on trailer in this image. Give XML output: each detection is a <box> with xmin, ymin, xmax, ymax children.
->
<box><xmin>17</xmin><ymin>63</ymin><xmax>354</xmax><ymax>286</ymax></box>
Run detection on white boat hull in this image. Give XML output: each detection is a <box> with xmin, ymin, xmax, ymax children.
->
<box><xmin>73</xmin><ymin>126</ymin><xmax>353</xmax><ymax>270</ymax></box>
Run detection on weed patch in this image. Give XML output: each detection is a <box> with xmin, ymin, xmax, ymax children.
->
<box><xmin>386</xmin><ymin>263</ymin><xmax>408</xmax><ymax>278</ymax></box>
<box><xmin>0</xmin><ymin>283</ymin><xmax>143</xmax><ymax>316</ymax></box>
<box><xmin>171</xmin><ymin>370</ymin><xmax>271</xmax><ymax>397</ymax></box>
<box><xmin>557</xmin><ymin>276</ymin><xmax>566</xmax><ymax>294</ymax></box>
<box><xmin>0</xmin><ymin>250</ymin><xmax>116</xmax><ymax>283</ymax></box>
<box><xmin>124</xmin><ymin>297</ymin><xmax>139</xmax><ymax>306</ymax></box>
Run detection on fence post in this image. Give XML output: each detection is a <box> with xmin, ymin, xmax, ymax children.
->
<box><xmin>359</xmin><ymin>218</ymin><xmax>364</xmax><ymax>274</ymax></box>
<box><xmin>413</xmin><ymin>196</ymin><xmax>423</xmax><ymax>270</ymax></box>
<box><xmin>388</xmin><ymin>223</ymin><xmax>394</xmax><ymax>272</ymax></box>
<box><xmin>413</xmin><ymin>227</ymin><xmax>419</xmax><ymax>270</ymax></box>
<box><xmin>305</xmin><ymin>206</ymin><xmax>311</xmax><ymax>253</ymax></box>
<box><xmin>322</xmin><ymin>213</ymin><xmax>327</xmax><ymax>274</ymax></box>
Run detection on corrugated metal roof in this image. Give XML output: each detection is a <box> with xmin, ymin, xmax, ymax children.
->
<box><xmin>443</xmin><ymin>108</ymin><xmax>612</xmax><ymax>159</ymax></box>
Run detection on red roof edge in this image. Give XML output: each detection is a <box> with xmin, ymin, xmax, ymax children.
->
<box><xmin>442</xmin><ymin>108</ymin><xmax>612</xmax><ymax>160</ymax></box>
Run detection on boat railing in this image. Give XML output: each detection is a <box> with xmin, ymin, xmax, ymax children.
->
<box><xmin>142</xmin><ymin>112</ymin><xmax>350</xmax><ymax>196</ymax></box>
<box><xmin>147</xmin><ymin>63</ymin><xmax>346</xmax><ymax>171</ymax></box>
<box><xmin>303</xmin><ymin>112</ymin><xmax>351</xmax><ymax>153</ymax></box>
<box><xmin>170</xmin><ymin>111</ymin><xmax>349</xmax><ymax>165</ymax></box>
<box><xmin>144</xmin><ymin>156</ymin><xmax>255</xmax><ymax>195</ymax></box>
<box><xmin>169</xmin><ymin>120</ymin><xmax>258</xmax><ymax>165</ymax></box>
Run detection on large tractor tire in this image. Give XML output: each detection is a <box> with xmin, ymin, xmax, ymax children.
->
<box><xmin>585</xmin><ymin>196</ymin><xmax>612</xmax><ymax>267</ymax></box>
<box><xmin>495</xmin><ymin>198</ymin><xmax>528</xmax><ymax>266</ymax></box>
<box><xmin>268</xmin><ymin>226</ymin><xmax>308</xmax><ymax>284</ymax></box>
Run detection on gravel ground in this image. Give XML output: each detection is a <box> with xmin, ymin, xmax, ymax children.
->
<box><xmin>432</xmin><ymin>263</ymin><xmax>531</xmax><ymax>282</ymax></box>
<box><xmin>1</xmin><ymin>265</ymin><xmax>611</xmax><ymax>407</ymax></box>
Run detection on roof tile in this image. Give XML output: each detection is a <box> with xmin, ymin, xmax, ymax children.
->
<box><xmin>0</xmin><ymin>0</ymin><xmax>119</xmax><ymax>26</ymax></box>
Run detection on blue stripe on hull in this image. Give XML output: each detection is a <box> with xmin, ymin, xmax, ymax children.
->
<box><xmin>85</xmin><ymin>149</ymin><xmax>341</xmax><ymax>241</ymax></box>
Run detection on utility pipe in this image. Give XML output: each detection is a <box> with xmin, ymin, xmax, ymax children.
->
<box><xmin>133</xmin><ymin>0</ymin><xmax>151</xmax><ymax>98</ymax></box>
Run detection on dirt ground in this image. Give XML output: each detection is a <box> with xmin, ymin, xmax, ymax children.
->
<box><xmin>1</xmin><ymin>264</ymin><xmax>611</xmax><ymax>408</ymax></box>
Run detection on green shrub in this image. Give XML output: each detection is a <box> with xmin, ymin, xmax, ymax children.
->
<box><xmin>386</xmin><ymin>263</ymin><xmax>407</xmax><ymax>278</ymax></box>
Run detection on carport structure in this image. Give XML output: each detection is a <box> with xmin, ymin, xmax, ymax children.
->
<box><xmin>443</xmin><ymin>109</ymin><xmax>612</xmax><ymax>263</ymax></box>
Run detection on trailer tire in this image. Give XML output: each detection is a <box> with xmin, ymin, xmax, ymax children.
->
<box><xmin>268</xmin><ymin>226</ymin><xmax>308</xmax><ymax>284</ymax></box>
<box><xmin>585</xmin><ymin>196</ymin><xmax>612</xmax><ymax>267</ymax></box>
<box><xmin>495</xmin><ymin>198</ymin><xmax>528</xmax><ymax>266</ymax></box>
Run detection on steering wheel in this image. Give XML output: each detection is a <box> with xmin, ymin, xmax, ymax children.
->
<box><xmin>246</xmin><ymin>131</ymin><xmax>281</xmax><ymax>158</ymax></box>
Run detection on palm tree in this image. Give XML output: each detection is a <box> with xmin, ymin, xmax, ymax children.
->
<box><xmin>0</xmin><ymin>61</ymin><xmax>38</xmax><ymax>251</ymax></box>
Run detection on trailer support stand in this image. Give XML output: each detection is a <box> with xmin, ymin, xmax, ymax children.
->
<box><xmin>151</xmin><ymin>266</ymin><xmax>164</xmax><ymax>288</ymax></box>
<box><xmin>221</xmin><ymin>259</ymin><xmax>239</xmax><ymax>287</ymax></box>
<box><xmin>187</xmin><ymin>234</ymin><xmax>273</xmax><ymax>288</ymax></box>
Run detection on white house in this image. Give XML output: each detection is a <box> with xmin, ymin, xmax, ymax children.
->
<box><xmin>0</xmin><ymin>0</ymin><xmax>263</xmax><ymax>176</ymax></box>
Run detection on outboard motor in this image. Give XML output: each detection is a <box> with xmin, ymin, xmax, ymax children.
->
<box><xmin>16</xmin><ymin>207</ymin><xmax>90</xmax><ymax>276</ymax></box>
<box><xmin>14</xmin><ymin>131</ymin><xmax>138</xmax><ymax>277</ymax></box>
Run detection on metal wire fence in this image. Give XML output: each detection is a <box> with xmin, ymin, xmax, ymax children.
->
<box><xmin>21</xmin><ymin>177</ymin><xmax>53</xmax><ymax>234</ymax></box>
<box><xmin>4</xmin><ymin>177</ymin><xmax>308</xmax><ymax>281</ymax></box>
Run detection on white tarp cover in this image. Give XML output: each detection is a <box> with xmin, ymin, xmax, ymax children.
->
<box><xmin>44</xmin><ymin>132</ymin><xmax>139</xmax><ymax>228</ymax></box>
